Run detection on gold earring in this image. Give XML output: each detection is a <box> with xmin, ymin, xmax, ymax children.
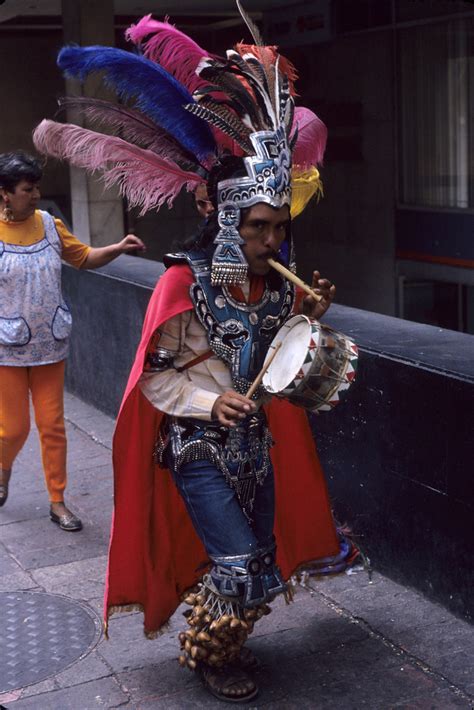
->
<box><xmin>2</xmin><ymin>202</ymin><xmax>13</xmax><ymax>222</ymax></box>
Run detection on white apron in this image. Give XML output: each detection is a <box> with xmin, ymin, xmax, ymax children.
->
<box><xmin>0</xmin><ymin>210</ymin><xmax>72</xmax><ymax>367</ymax></box>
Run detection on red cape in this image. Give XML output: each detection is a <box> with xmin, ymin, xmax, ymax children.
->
<box><xmin>105</xmin><ymin>264</ymin><xmax>339</xmax><ymax>636</ymax></box>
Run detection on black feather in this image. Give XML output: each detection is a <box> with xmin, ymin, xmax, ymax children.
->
<box><xmin>185</xmin><ymin>102</ymin><xmax>253</xmax><ymax>154</ymax></box>
<box><xmin>236</xmin><ymin>0</ymin><xmax>263</xmax><ymax>46</ymax></box>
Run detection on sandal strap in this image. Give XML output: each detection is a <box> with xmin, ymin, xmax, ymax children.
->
<box><xmin>200</xmin><ymin>664</ymin><xmax>258</xmax><ymax>702</ymax></box>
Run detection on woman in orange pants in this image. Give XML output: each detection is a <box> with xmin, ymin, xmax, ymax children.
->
<box><xmin>0</xmin><ymin>151</ymin><xmax>145</xmax><ymax>530</ymax></box>
<box><xmin>1</xmin><ymin>362</ymin><xmax>68</xmax><ymax>504</ymax></box>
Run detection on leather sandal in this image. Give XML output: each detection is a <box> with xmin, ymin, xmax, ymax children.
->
<box><xmin>199</xmin><ymin>664</ymin><xmax>258</xmax><ymax>704</ymax></box>
<box><xmin>50</xmin><ymin>506</ymin><xmax>83</xmax><ymax>532</ymax></box>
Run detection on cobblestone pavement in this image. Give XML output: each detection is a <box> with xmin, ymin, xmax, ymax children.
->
<box><xmin>0</xmin><ymin>392</ymin><xmax>472</xmax><ymax>709</ymax></box>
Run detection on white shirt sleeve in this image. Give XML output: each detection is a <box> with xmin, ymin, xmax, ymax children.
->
<box><xmin>138</xmin><ymin>312</ymin><xmax>220</xmax><ymax>421</ymax></box>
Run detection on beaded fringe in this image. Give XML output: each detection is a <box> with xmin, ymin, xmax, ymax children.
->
<box><xmin>177</xmin><ymin>579</ymin><xmax>272</xmax><ymax>670</ymax></box>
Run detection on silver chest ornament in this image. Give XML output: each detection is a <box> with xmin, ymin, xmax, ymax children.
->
<box><xmin>187</xmin><ymin>249</ymin><xmax>294</xmax><ymax>394</ymax></box>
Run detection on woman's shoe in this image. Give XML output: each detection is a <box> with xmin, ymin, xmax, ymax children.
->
<box><xmin>0</xmin><ymin>482</ymin><xmax>8</xmax><ymax>507</ymax></box>
<box><xmin>0</xmin><ymin>469</ymin><xmax>11</xmax><ymax>507</ymax></box>
<box><xmin>50</xmin><ymin>504</ymin><xmax>83</xmax><ymax>531</ymax></box>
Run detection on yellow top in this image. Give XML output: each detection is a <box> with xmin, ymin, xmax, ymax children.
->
<box><xmin>0</xmin><ymin>210</ymin><xmax>91</xmax><ymax>268</ymax></box>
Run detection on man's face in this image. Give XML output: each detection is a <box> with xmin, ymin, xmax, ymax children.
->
<box><xmin>194</xmin><ymin>184</ymin><xmax>214</xmax><ymax>219</ymax></box>
<box><xmin>239</xmin><ymin>203</ymin><xmax>290</xmax><ymax>276</ymax></box>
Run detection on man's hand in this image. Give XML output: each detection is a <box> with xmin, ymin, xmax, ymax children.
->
<box><xmin>118</xmin><ymin>234</ymin><xmax>146</xmax><ymax>254</ymax></box>
<box><xmin>211</xmin><ymin>391</ymin><xmax>256</xmax><ymax>428</ymax></box>
<box><xmin>300</xmin><ymin>270</ymin><xmax>336</xmax><ymax>320</ymax></box>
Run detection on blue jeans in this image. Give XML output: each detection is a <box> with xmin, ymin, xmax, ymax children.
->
<box><xmin>171</xmin><ymin>458</ymin><xmax>276</xmax><ymax>559</ymax></box>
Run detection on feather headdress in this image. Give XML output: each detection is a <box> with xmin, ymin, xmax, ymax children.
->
<box><xmin>33</xmin><ymin>2</ymin><xmax>327</xmax><ymax>281</ymax></box>
<box><xmin>33</xmin><ymin>119</ymin><xmax>201</xmax><ymax>215</ymax></box>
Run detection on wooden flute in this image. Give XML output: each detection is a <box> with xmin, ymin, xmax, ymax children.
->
<box><xmin>267</xmin><ymin>258</ymin><xmax>323</xmax><ymax>303</ymax></box>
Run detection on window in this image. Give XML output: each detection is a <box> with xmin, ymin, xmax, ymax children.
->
<box><xmin>398</xmin><ymin>18</ymin><xmax>473</xmax><ymax>209</ymax></box>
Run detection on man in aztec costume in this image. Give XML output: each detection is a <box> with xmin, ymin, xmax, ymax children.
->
<box><xmin>34</xmin><ymin>5</ymin><xmax>359</xmax><ymax>702</ymax></box>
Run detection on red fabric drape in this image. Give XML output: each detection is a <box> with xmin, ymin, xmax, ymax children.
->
<box><xmin>105</xmin><ymin>265</ymin><xmax>339</xmax><ymax>635</ymax></box>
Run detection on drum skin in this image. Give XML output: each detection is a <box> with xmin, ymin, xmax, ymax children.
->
<box><xmin>262</xmin><ymin>315</ymin><xmax>358</xmax><ymax>412</ymax></box>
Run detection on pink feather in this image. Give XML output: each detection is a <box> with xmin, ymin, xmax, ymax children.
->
<box><xmin>33</xmin><ymin>119</ymin><xmax>201</xmax><ymax>215</ymax></box>
<box><xmin>58</xmin><ymin>96</ymin><xmax>200</xmax><ymax>168</ymax></box>
<box><xmin>126</xmin><ymin>15</ymin><xmax>209</xmax><ymax>94</ymax></box>
<box><xmin>292</xmin><ymin>106</ymin><xmax>327</xmax><ymax>167</ymax></box>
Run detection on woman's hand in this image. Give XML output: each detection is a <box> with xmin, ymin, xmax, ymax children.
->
<box><xmin>211</xmin><ymin>391</ymin><xmax>256</xmax><ymax>428</ymax></box>
<box><xmin>82</xmin><ymin>234</ymin><xmax>146</xmax><ymax>269</ymax></box>
<box><xmin>117</xmin><ymin>234</ymin><xmax>146</xmax><ymax>254</ymax></box>
<box><xmin>300</xmin><ymin>270</ymin><xmax>336</xmax><ymax>320</ymax></box>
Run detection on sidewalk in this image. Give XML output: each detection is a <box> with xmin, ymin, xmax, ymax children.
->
<box><xmin>0</xmin><ymin>392</ymin><xmax>473</xmax><ymax>709</ymax></box>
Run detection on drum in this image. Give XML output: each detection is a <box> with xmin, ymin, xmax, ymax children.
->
<box><xmin>262</xmin><ymin>315</ymin><xmax>358</xmax><ymax>412</ymax></box>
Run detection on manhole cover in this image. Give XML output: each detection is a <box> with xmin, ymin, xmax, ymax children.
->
<box><xmin>0</xmin><ymin>591</ymin><xmax>102</xmax><ymax>693</ymax></box>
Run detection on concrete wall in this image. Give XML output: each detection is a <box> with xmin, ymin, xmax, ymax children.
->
<box><xmin>129</xmin><ymin>191</ymin><xmax>202</xmax><ymax>264</ymax></box>
<box><xmin>313</xmin><ymin>305</ymin><xmax>474</xmax><ymax>622</ymax></box>
<box><xmin>291</xmin><ymin>31</ymin><xmax>396</xmax><ymax>316</ymax></box>
<box><xmin>61</xmin><ymin>258</ymin><xmax>474</xmax><ymax>621</ymax></box>
<box><xmin>0</xmin><ymin>30</ymin><xmax>71</xmax><ymax>217</ymax></box>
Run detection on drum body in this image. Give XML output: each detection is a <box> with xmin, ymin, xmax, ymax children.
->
<box><xmin>262</xmin><ymin>315</ymin><xmax>358</xmax><ymax>412</ymax></box>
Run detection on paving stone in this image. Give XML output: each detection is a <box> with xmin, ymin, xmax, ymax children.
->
<box><xmin>128</xmin><ymin>687</ymin><xmax>226</xmax><ymax>709</ymax></box>
<box><xmin>3</xmin><ymin>391</ymin><xmax>474</xmax><ymax>710</ymax></box>
<box><xmin>0</xmin><ymin>570</ymin><xmax>39</xmax><ymax>592</ymax></box>
<box><xmin>250</xmin><ymin>586</ymin><xmax>336</xmax><ymax>638</ymax></box>
<box><xmin>0</xmin><ymin>689</ymin><xmax>22</xmax><ymax>705</ymax></box>
<box><xmin>251</xmin><ymin>646</ymin><xmax>445</xmax><ymax>709</ymax></box>
<box><xmin>259</xmin><ymin>634</ymin><xmax>401</xmax><ymax>688</ymax></box>
<box><xmin>0</xmin><ymin>463</ymin><xmax>46</xmax><ymax>496</ymax></box>
<box><xmin>309</xmin><ymin>566</ymin><xmax>375</xmax><ymax>595</ymax></box>
<box><xmin>55</xmin><ymin>649</ymin><xmax>111</xmax><ymax>689</ymax></box>
<box><xmin>317</xmin><ymin>573</ymin><xmax>416</xmax><ymax>612</ymax></box>
<box><xmin>19</xmin><ymin>677</ymin><xmax>58</xmax><ymax>699</ymax></box>
<box><xmin>7</xmin><ymin>676</ymin><xmax>129</xmax><ymax>709</ymax></box>
<box><xmin>30</xmin><ymin>555</ymin><xmax>108</xmax><ymax>601</ymax></box>
<box><xmin>318</xmin><ymin>573</ymin><xmax>455</xmax><ymax>630</ymax></box>
<box><xmin>430</xmin><ymin>648</ymin><xmax>474</xmax><ymax>696</ymax></box>
<box><xmin>1</xmin><ymin>512</ymin><xmax>108</xmax><ymax>570</ymax></box>
<box><xmin>69</xmin><ymin>418</ymin><xmax>115</xmax><ymax>449</ymax></box>
<box><xmin>312</xmin><ymin>575</ymin><xmax>474</xmax><ymax>674</ymax></box>
<box><xmin>1</xmin><ymin>516</ymin><xmax>66</xmax><ymax>546</ymax></box>
<box><xmin>68</xmin><ymin>463</ymin><xmax>113</xmax><ymax>491</ymax></box>
<box><xmin>98</xmin><ymin>609</ymin><xmax>181</xmax><ymax>673</ymax></box>
<box><xmin>0</xmin><ymin>543</ymin><xmax>24</xmax><ymax>574</ymax></box>
<box><xmin>66</xmin><ymin>449</ymin><xmax>112</xmax><ymax>475</ymax></box>
<box><xmin>0</xmin><ymin>491</ymin><xmax>49</xmax><ymax>525</ymax></box>
<box><xmin>64</xmin><ymin>393</ymin><xmax>115</xmax><ymax>442</ymax></box>
<box><xmin>116</xmin><ymin>658</ymin><xmax>202</xmax><ymax>704</ymax></box>
<box><xmin>396</xmin><ymin>618</ymin><xmax>474</xmax><ymax>663</ymax></box>
<box><xmin>283</xmin><ymin>686</ymin><xmax>472</xmax><ymax>710</ymax></box>
<box><xmin>390</xmin><ymin>688</ymin><xmax>474</xmax><ymax>709</ymax></box>
<box><xmin>87</xmin><ymin>596</ymin><xmax>108</xmax><ymax>618</ymax></box>
<box><xmin>3</xmin><ymin>532</ymin><xmax>107</xmax><ymax>571</ymax></box>
<box><xmin>250</xmin><ymin>615</ymin><xmax>368</xmax><ymax>665</ymax></box>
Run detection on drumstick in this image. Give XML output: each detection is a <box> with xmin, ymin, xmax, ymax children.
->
<box><xmin>267</xmin><ymin>257</ymin><xmax>322</xmax><ymax>303</ymax></box>
<box><xmin>246</xmin><ymin>341</ymin><xmax>282</xmax><ymax>399</ymax></box>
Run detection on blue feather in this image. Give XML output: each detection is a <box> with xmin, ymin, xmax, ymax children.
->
<box><xmin>57</xmin><ymin>45</ymin><xmax>216</xmax><ymax>164</ymax></box>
